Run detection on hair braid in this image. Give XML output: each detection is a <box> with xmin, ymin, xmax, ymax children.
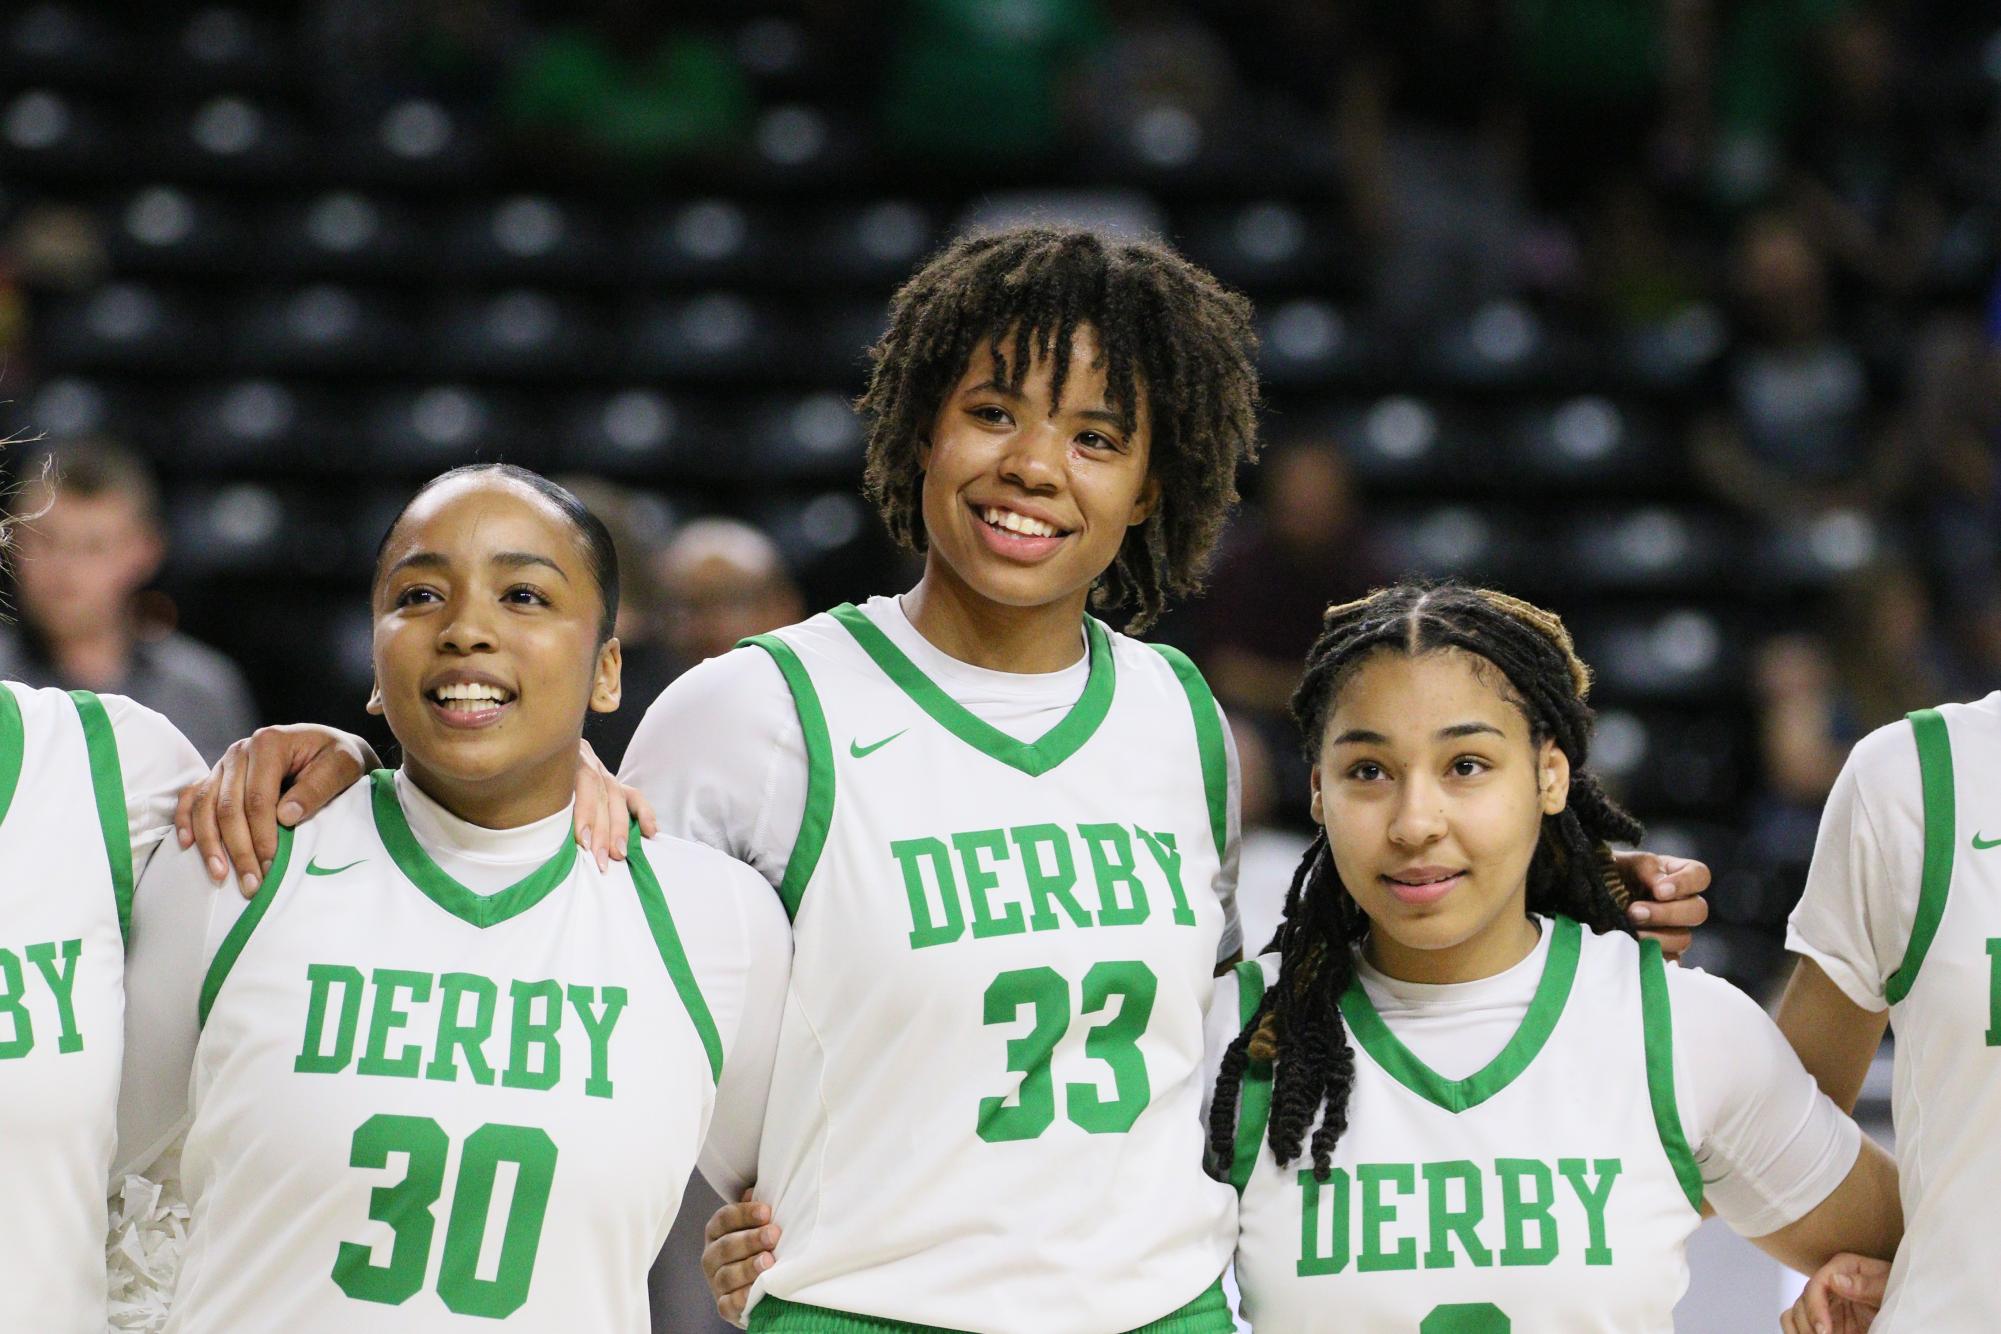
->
<box><xmin>1207</xmin><ymin>582</ymin><xmax>1644</xmax><ymax>1184</ymax></box>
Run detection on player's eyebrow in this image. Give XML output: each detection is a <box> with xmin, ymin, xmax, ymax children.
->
<box><xmin>489</xmin><ymin>551</ymin><xmax>569</xmax><ymax>581</ymax></box>
<box><xmin>1331</xmin><ymin>722</ymin><xmax>1504</xmax><ymax>745</ymax></box>
<box><xmin>384</xmin><ymin>550</ymin><xmax>569</xmax><ymax>581</ymax></box>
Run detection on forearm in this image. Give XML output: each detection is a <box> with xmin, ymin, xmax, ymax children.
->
<box><xmin>1750</xmin><ymin>1134</ymin><xmax>1902</xmax><ymax>1274</ymax></box>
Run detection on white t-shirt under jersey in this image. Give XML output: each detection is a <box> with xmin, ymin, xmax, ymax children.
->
<box><xmin>620</xmin><ymin>594</ymin><xmax>1245</xmax><ymax>962</ymax></box>
<box><xmin>1202</xmin><ymin>922</ymin><xmax>1862</xmax><ymax>1239</ymax></box>
<box><xmin>1784</xmin><ymin>720</ymin><xmax>1925</xmax><ymax>1013</ymax></box>
<box><xmin>118</xmin><ymin>769</ymin><xmax>792</xmax><ymax>1200</ymax></box>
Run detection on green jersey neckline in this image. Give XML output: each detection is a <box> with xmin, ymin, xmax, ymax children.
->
<box><xmin>827</xmin><ymin>601</ymin><xmax>1117</xmax><ymax>777</ymax></box>
<box><xmin>369</xmin><ymin>769</ymin><xmax>578</xmax><ymax>928</ymax></box>
<box><xmin>1337</xmin><ymin>914</ymin><xmax>1583</xmax><ymax>1114</ymax></box>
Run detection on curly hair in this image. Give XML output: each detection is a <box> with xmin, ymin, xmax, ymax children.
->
<box><xmin>1206</xmin><ymin>583</ymin><xmax>1645</xmax><ymax>1183</ymax></box>
<box><xmin>856</xmin><ymin>226</ymin><xmax>1260</xmax><ymax>632</ymax></box>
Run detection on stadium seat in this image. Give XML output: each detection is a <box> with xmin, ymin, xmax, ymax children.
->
<box><xmin>0</xmin><ymin>87</ymin><xmax>118</xmax><ymax>173</ymax></box>
<box><xmin>426</xmin><ymin>289</ymin><xmax>596</xmax><ymax>377</ymax></box>
<box><xmin>741</xmin><ymin>391</ymin><xmax>866</xmax><ymax>481</ymax></box>
<box><xmin>2</xmin><ymin>5</ymin><xmax>129</xmax><ymax>87</ymax></box>
<box><xmin>1255</xmin><ymin>299</ymin><xmax>1376</xmax><ymax>387</ymax></box>
<box><xmin>1744</xmin><ymin>509</ymin><xmax>1883</xmax><ymax>594</ymax></box>
<box><xmin>166</xmin><ymin>481</ymin><xmax>314</xmax><ymax>576</ymax></box>
<box><xmin>38</xmin><ymin>281</ymin><xmax>218</xmax><ymax>369</ymax></box>
<box><xmin>1372</xmin><ymin>504</ymin><xmax>1529</xmax><ymax>586</ymax></box>
<box><xmin>622</xmin><ymin>291</ymin><xmax>792</xmax><ymax>380</ymax></box>
<box><xmin>1507</xmin><ymin>397</ymin><xmax>1675</xmax><ymax>491</ymax></box>
<box><xmin>806</xmin><ymin>200</ymin><xmax>937</xmax><ymax>284</ymax></box>
<box><xmin>1176</xmin><ymin>201</ymin><xmax>1340</xmax><ymax>293</ymax></box>
<box><xmin>630</xmin><ymin>199</ymin><xmax>774</xmax><ymax>286</ymax></box>
<box><xmin>163</xmin><ymin>7</ymin><xmax>288</xmax><ymax>91</ymax></box>
<box><xmin>178</xmin><ymin>379</ymin><xmax>349</xmax><ymax>474</ymax></box>
<box><xmin>1334</xmin><ymin>395</ymin><xmax>1467</xmax><ymax>489</ymax></box>
<box><xmin>555</xmin><ymin>388</ymin><xmax>708</xmax><ymax>479</ymax></box>
<box><xmin>262</xmin><ymin>191</ymin><xmax>426</xmax><ymax>279</ymax></box>
<box><xmin>229</xmin><ymin>284</ymin><xmax>413</xmax><ymax>373</ymax></box>
<box><xmin>149</xmin><ymin>93</ymin><xmax>305</xmax><ymax>180</ymax></box>
<box><xmin>103</xmin><ymin>184</ymin><xmax>247</xmax><ymax>274</ymax></box>
<box><xmin>1561</xmin><ymin>507</ymin><xmax>1737</xmax><ymax>593</ymax></box>
<box><xmin>363</xmin><ymin>384</ymin><xmax>547</xmax><ymax>474</ymax></box>
<box><xmin>1569</xmin><ymin>607</ymin><xmax>1737</xmax><ymax>701</ymax></box>
<box><xmin>440</xmin><ymin>196</ymin><xmax>616</xmax><ymax>283</ymax></box>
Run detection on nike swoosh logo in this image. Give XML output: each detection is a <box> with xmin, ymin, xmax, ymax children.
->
<box><xmin>849</xmin><ymin>729</ymin><xmax>908</xmax><ymax>759</ymax></box>
<box><xmin>305</xmin><ymin>858</ymin><xmax>367</xmax><ymax>877</ymax></box>
<box><xmin>1974</xmin><ymin>834</ymin><xmax>2001</xmax><ymax>851</ymax></box>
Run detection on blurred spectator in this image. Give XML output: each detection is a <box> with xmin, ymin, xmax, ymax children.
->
<box><xmin>660</xmin><ymin>518</ymin><xmax>805</xmax><ymax>667</ymax></box>
<box><xmin>1335</xmin><ymin>0</ymin><xmax>1525</xmax><ymax>334</ymax></box>
<box><xmin>503</xmin><ymin>0</ymin><xmax>752</xmax><ymax>167</ymax></box>
<box><xmin>881</xmin><ymin>0</ymin><xmax>1110</xmax><ymax>164</ymax></box>
<box><xmin>1787</xmin><ymin>8</ymin><xmax>1943</xmax><ymax>300</ymax></box>
<box><xmin>1185</xmin><ymin>438</ymin><xmax>1387</xmax><ymax>718</ymax></box>
<box><xmin>1906</xmin><ymin>311</ymin><xmax>2001</xmax><ymax>602</ymax></box>
<box><xmin>561</xmin><ymin>477</ymin><xmax>678</xmax><ymax>771</ymax></box>
<box><xmin>1692</xmin><ymin>211</ymin><xmax>1902</xmax><ymax>520</ymax></box>
<box><xmin>1746</xmin><ymin>559</ymin><xmax>1953</xmax><ymax>899</ymax></box>
<box><xmin>0</xmin><ymin>442</ymin><xmax>256</xmax><ymax>762</ymax></box>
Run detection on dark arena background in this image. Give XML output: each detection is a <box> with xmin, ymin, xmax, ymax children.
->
<box><xmin>2</xmin><ymin>3</ymin><xmax>1996</xmax><ymax>1329</ymax></box>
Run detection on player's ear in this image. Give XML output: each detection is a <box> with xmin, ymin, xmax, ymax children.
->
<box><xmin>364</xmin><ymin>680</ymin><xmax>384</xmax><ymax>717</ymax></box>
<box><xmin>590</xmin><ymin>638</ymin><xmax>622</xmax><ymax>714</ymax></box>
<box><xmin>1538</xmin><ymin>739</ymin><xmax>1570</xmax><ymax>815</ymax></box>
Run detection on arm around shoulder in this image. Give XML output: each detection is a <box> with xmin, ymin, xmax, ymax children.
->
<box><xmin>618</xmin><ymin>647</ymin><xmax>802</xmax><ymax>878</ymax></box>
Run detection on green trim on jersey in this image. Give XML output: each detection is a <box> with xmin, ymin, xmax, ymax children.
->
<box><xmin>1339</xmin><ymin>915</ymin><xmax>1582</xmax><ymax>1114</ymax></box>
<box><xmin>1638</xmin><ymin>937</ymin><xmax>1704</xmax><ymax>1210</ymax></box>
<box><xmin>1886</xmin><ymin>708</ymin><xmax>1956</xmax><ymax>1006</ymax></box>
<box><xmin>826</xmin><ymin>602</ymin><xmax>1117</xmax><ymax>778</ymax></box>
<box><xmin>199</xmin><ymin>824</ymin><xmax>297</xmax><ymax>1027</ymax></box>
<box><xmin>1149</xmin><ymin>643</ymin><xmax>1229</xmax><ymax>864</ymax></box>
<box><xmin>626</xmin><ymin>825</ymin><xmax>725</xmax><ymax>1083</ymax></box>
<box><xmin>70</xmin><ymin>690</ymin><xmax>136</xmax><ymax>942</ymax></box>
<box><xmin>750</xmin><ymin>1279</ymin><xmax>1233</xmax><ymax>1333</ymax></box>
<box><xmin>0</xmin><ymin>685</ymin><xmax>22</xmax><ymax>832</ymax></box>
<box><xmin>742</xmin><ymin>633</ymin><xmax>834</xmax><ymax>920</ymax></box>
<box><xmin>369</xmin><ymin>770</ymin><xmax>576</xmax><ymax>928</ymax></box>
<box><xmin>1229</xmin><ymin>957</ymin><xmax>1271</xmax><ymax>1195</ymax></box>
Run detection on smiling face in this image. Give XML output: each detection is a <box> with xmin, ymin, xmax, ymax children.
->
<box><xmin>369</xmin><ymin>475</ymin><xmax>621</xmax><ymax>828</ymax></box>
<box><xmin>1310</xmin><ymin>648</ymin><xmax>1570</xmax><ymax>983</ymax></box>
<box><xmin>916</xmin><ymin>326</ymin><xmax>1159</xmax><ymax>620</ymax></box>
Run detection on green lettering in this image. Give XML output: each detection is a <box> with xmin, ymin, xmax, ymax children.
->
<box><xmin>1558</xmin><ymin>1158</ymin><xmax>1621</xmax><ymax>1266</ymax></box>
<box><xmin>892</xmin><ymin>837</ymin><xmax>965</xmax><ymax>949</ymax></box>
<box><xmin>503</xmin><ymin>979</ymin><xmax>563</xmax><ymax>1090</ymax></box>
<box><xmin>953</xmin><ymin>829</ymin><xmax>1024</xmax><ymax>939</ymax></box>
<box><xmin>294</xmin><ymin>963</ymin><xmax>365</xmax><ymax>1074</ymax></box>
<box><xmin>1011</xmin><ymin>824</ymin><xmax>1090</xmax><ymax>931</ymax></box>
<box><xmin>426</xmin><ymin>972</ymin><xmax>498</xmax><ymax>1086</ymax></box>
<box><xmin>1987</xmin><ymin>939</ymin><xmax>2001</xmax><ymax>1046</ymax></box>
<box><xmin>1297</xmin><ymin>1167</ymin><xmax>1350</xmax><ymax>1276</ymax></box>
<box><xmin>1497</xmin><ymin>1158</ymin><xmax>1559</xmax><ymax>1266</ymax></box>
<box><xmin>1136</xmin><ymin>829</ymin><xmax>1196</xmax><ymax>926</ymax></box>
<box><xmin>1358</xmin><ymin>1162</ymin><xmax>1418</xmax><ymax>1271</ymax></box>
<box><xmin>357</xmin><ymin>968</ymin><xmax>433</xmax><ymax>1079</ymax></box>
<box><xmin>0</xmin><ymin>948</ymin><xmax>31</xmax><ymax>1058</ymax></box>
<box><xmin>1080</xmin><ymin>823</ymin><xmax>1148</xmax><ymax>927</ymax></box>
<box><xmin>26</xmin><ymin>939</ymin><xmax>83</xmax><ymax>1053</ymax></box>
<box><xmin>566</xmin><ymin>984</ymin><xmax>627</xmax><ymax>1099</ymax></box>
<box><xmin>1423</xmin><ymin>1159</ymin><xmax>1491</xmax><ymax>1268</ymax></box>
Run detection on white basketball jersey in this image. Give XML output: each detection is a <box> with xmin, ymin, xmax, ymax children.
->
<box><xmin>0</xmin><ymin>683</ymin><xmax>135</xmax><ymax>1332</ymax></box>
<box><xmin>741</xmin><ymin>605</ymin><xmax>1237</xmax><ymax>1333</ymax></box>
<box><xmin>1229</xmin><ymin>917</ymin><xmax>1703</xmax><ymax>1333</ymax></box>
<box><xmin>1870</xmin><ymin>698</ymin><xmax>2001</xmax><ymax>1332</ymax></box>
<box><xmin>171</xmin><ymin>772</ymin><xmax>723</xmax><ymax>1332</ymax></box>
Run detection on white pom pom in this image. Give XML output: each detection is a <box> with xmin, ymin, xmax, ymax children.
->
<box><xmin>106</xmin><ymin>1134</ymin><xmax>190</xmax><ymax>1332</ymax></box>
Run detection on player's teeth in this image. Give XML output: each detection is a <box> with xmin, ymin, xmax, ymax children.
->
<box><xmin>982</xmin><ymin>507</ymin><xmax>1059</xmax><ymax>538</ymax></box>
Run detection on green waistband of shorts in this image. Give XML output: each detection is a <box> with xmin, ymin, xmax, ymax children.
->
<box><xmin>748</xmin><ymin>1277</ymin><xmax>1231</xmax><ymax>1334</ymax></box>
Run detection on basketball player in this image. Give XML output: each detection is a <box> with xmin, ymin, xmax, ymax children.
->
<box><xmin>116</xmin><ymin>466</ymin><xmax>787</xmax><ymax>1330</ymax></box>
<box><xmin>1774</xmin><ymin>690</ymin><xmax>2001</xmax><ymax>1331</ymax></box>
<box><xmin>1203</xmin><ymin>585</ymin><xmax>1900</xmax><ymax>1331</ymax></box>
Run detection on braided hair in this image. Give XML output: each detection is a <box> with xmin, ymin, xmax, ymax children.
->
<box><xmin>1206</xmin><ymin>583</ymin><xmax>1644</xmax><ymax>1182</ymax></box>
<box><xmin>857</xmin><ymin>226</ymin><xmax>1261</xmax><ymax>633</ymax></box>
